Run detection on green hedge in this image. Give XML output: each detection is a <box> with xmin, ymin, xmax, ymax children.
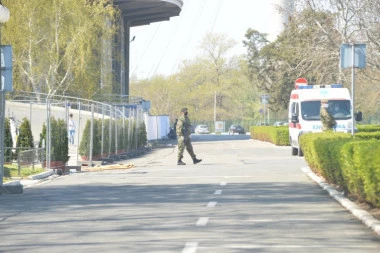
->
<box><xmin>300</xmin><ymin>133</ymin><xmax>380</xmax><ymax>207</ymax></box>
<box><xmin>340</xmin><ymin>140</ymin><xmax>380</xmax><ymax>206</ymax></box>
<box><xmin>355</xmin><ymin>131</ymin><xmax>380</xmax><ymax>140</ymax></box>
<box><xmin>357</xmin><ymin>124</ymin><xmax>380</xmax><ymax>132</ymax></box>
<box><xmin>250</xmin><ymin>124</ymin><xmax>380</xmax><ymax>207</ymax></box>
<box><xmin>300</xmin><ymin>133</ymin><xmax>351</xmax><ymax>183</ymax></box>
<box><xmin>250</xmin><ymin>126</ymin><xmax>289</xmax><ymax>146</ymax></box>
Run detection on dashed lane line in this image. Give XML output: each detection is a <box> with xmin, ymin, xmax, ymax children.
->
<box><xmin>214</xmin><ymin>189</ymin><xmax>222</xmax><ymax>195</ymax></box>
<box><xmin>207</xmin><ymin>201</ymin><xmax>217</xmax><ymax>207</ymax></box>
<box><xmin>196</xmin><ymin>217</ymin><xmax>209</xmax><ymax>226</ymax></box>
<box><xmin>182</xmin><ymin>242</ymin><xmax>198</xmax><ymax>253</ymax></box>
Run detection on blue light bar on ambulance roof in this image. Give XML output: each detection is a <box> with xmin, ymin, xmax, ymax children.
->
<box><xmin>297</xmin><ymin>84</ymin><xmax>343</xmax><ymax>89</ymax></box>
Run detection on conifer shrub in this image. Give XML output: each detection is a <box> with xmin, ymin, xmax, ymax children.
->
<box><xmin>4</xmin><ymin>118</ymin><xmax>13</xmax><ymax>162</ymax></box>
<box><xmin>16</xmin><ymin>118</ymin><xmax>34</xmax><ymax>163</ymax></box>
<box><xmin>50</xmin><ymin>117</ymin><xmax>69</xmax><ymax>164</ymax></box>
<box><xmin>79</xmin><ymin>119</ymin><xmax>101</xmax><ymax>159</ymax></box>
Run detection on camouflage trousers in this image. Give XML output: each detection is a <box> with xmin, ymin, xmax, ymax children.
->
<box><xmin>177</xmin><ymin>136</ymin><xmax>195</xmax><ymax>160</ymax></box>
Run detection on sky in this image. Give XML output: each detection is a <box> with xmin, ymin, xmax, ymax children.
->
<box><xmin>129</xmin><ymin>0</ymin><xmax>286</xmax><ymax>79</ymax></box>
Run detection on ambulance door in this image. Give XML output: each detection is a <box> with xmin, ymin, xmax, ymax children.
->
<box><xmin>289</xmin><ymin>101</ymin><xmax>300</xmax><ymax>155</ymax></box>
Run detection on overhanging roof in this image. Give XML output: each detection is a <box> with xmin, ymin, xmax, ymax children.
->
<box><xmin>114</xmin><ymin>0</ymin><xmax>183</xmax><ymax>27</ymax></box>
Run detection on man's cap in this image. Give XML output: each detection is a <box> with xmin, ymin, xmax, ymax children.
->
<box><xmin>181</xmin><ymin>108</ymin><xmax>188</xmax><ymax>112</ymax></box>
<box><xmin>321</xmin><ymin>99</ymin><xmax>328</xmax><ymax>103</ymax></box>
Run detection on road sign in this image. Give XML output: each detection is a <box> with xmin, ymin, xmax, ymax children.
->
<box><xmin>340</xmin><ymin>44</ymin><xmax>366</xmax><ymax>69</ymax></box>
<box><xmin>0</xmin><ymin>45</ymin><xmax>13</xmax><ymax>92</ymax></box>
<box><xmin>295</xmin><ymin>78</ymin><xmax>307</xmax><ymax>89</ymax></box>
<box><xmin>261</xmin><ymin>94</ymin><xmax>269</xmax><ymax>104</ymax></box>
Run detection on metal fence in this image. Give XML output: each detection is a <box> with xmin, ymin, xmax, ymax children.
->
<box><xmin>3</xmin><ymin>147</ymin><xmax>45</xmax><ymax>176</ymax></box>
<box><xmin>4</xmin><ymin>91</ymin><xmax>146</xmax><ymax>170</ymax></box>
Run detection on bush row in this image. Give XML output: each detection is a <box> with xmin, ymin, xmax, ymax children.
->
<box><xmin>300</xmin><ymin>133</ymin><xmax>380</xmax><ymax>207</ymax></box>
<box><xmin>249</xmin><ymin>125</ymin><xmax>380</xmax><ymax>208</ymax></box>
<box><xmin>79</xmin><ymin>119</ymin><xmax>147</xmax><ymax>159</ymax></box>
<box><xmin>249</xmin><ymin>126</ymin><xmax>289</xmax><ymax>146</ymax></box>
<box><xmin>4</xmin><ymin>117</ymin><xmax>148</xmax><ymax>165</ymax></box>
<box><xmin>357</xmin><ymin>124</ymin><xmax>380</xmax><ymax>133</ymax></box>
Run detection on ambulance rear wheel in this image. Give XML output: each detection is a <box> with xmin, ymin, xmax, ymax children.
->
<box><xmin>298</xmin><ymin>147</ymin><xmax>303</xmax><ymax>157</ymax></box>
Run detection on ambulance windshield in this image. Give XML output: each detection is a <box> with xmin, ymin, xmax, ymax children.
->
<box><xmin>301</xmin><ymin>100</ymin><xmax>351</xmax><ymax>120</ymax></box>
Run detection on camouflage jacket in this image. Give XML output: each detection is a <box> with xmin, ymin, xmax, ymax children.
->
<box><xmin>320</xmin><ymin>107</ymin><xmax>336</xmax><ymax>130</ymax></box>
<box><xmin>176</xmin><ymin>115</ymin><xmax>191</xmax><ymax>137</ymax></box>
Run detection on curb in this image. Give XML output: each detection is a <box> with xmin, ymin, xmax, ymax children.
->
<box><xmin>0</xmin><ymin>181</ymin><xmax>23</xmax><ymax>194</ymax></box>
<box><xmin>301</xmin><ymin>167</ymin><xmax>380</xmax><ymax>237</ymax></box>
<box><xmin>27</xmin><ymin>169</ymin><xmax>56</xmax><ymax>180</ymax></box>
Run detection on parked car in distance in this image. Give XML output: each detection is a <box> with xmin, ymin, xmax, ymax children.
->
<box><xmin>273</xmin><ymin>121</ymin><xmax>287</xmax><ymax>126</ymax></box>
<box><xmin>256</xmin><ymin>122</ymin><xmax>270</xmax><ymax>126</ymax></box>
<box><xmin>228</xmin><ymin>124</ymin><xmax>245</xmax><ymax>134</ymax></box>
<box><xmin>195</xmin><ymin>124</ymin><xmax>209</xmax><ymax>134</ymax></box>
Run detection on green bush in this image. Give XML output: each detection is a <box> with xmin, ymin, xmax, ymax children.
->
<box><xmin>300</xmin><ymin>132</ymin><xmax>351</xmax><ymax>183</ymax></box>
<box><xmin>4</xmin><ymin>118</ymin><xmax>13</xmax><ymax>162</ymax></box>
<box><xmin>16</xmin><ymin>118</ymin><xmax>34</xmax><ymax>163</ymax></box>
<box><xmin>138</xmin><ymin>122</ymin><xmax>147</xmax><ymax>148</ymax></box>
<box><xmin>300</xmin><ymin>132</ymin><xmax>380</xmax><ymax>208</ymax></box>
<box><xmin>79</xmin><ymin>119</ymin><xmax>101</xmax><ymax>158</ymax></box>
<box><xmin>16</xmin><ymin>118</ymin><xmax>34</xmax><ymax>149</ymax></box>
<box><xmin>50</xmin><ymin>117</ymin><xmax>69</xmax><ymax>164</ymax></box>
<box><xmin>340</xmin><ymin>140</ymin><xmax>380</xmax><ymax>206</ymax></box>
<box><xmin>355</xmin><ymin>131</ymin><xmax>380</xmax><ymax>140</ymax></box>
<box><xmin>357</xmin><ymin>124</ymin><xmax>380</xmax><ymax>132</ymax></box>
<box><xmin>79</xmin><ymin>117</ymin><xmax>147</xmax><ymax>159</ymax></box>
<box><xmin>39</xmin><ymin>123</ymin><xmax>46</xmax><ymax>148</ymax></box>
<box><xmin>250</xmin><ymin>126</ymin><xmax>289</xmax><ymax>146</ymax></box>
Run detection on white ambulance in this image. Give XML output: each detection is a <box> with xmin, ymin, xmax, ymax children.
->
<box><xmin>288</xmin><ymin>78</ymin><xmax>361</xmax><ymax>156</ymax></box>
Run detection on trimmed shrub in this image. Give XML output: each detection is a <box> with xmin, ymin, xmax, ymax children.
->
<box><xmin>79</xmin><ymin>119</ymin><xmax>101</xmax><ymax>159</ymax></box>
<box><xmin>250</xmin><ymin>126</ymin><xmax>289</xmax><ymax>146</ymax></box>
<box><xmin>357</xmin><ymin>124</ymin><xmax>380</xmax><ymax>133</ymax></box>
<box><xmin>355</xmin><ymin>131</ymin><xmax>380</xmax><ymax>140</ymax></box>
<box><xmin>39</xmin><ymin>123</ymin><xmax>46</xmax><ymax>148</ymax></box>
<box><xmin>16</xmin><ymin>118</ymin><xmax>35</xmax><ymax>164</ymax></box>
<box><xmin>138</xmin><ymin>122</ymin><xmax>147</xmax><ymax>148</ymax></box>
<box><xmin>50</xmin><ymin>117</ymin><xmax>69</xmax><ymax>164</ymax></box>
<box><xmin>16</xmin><ymin>118</ymin><xmax>34</xmax><ymax>149</ymax></box>
<box><xmin>340</xmin><ymin>140</ymin><xmax>380</xmax><ymax>206</ymax></box>
<box><xmin>4</xmin><ymin>118</ymin><xmax>13</xmax><ymax>162</ymax></box>
<box><xmin>300</xmin><ymin>132</ymin><xmax>380</xmax><ymax>208</ymax></box>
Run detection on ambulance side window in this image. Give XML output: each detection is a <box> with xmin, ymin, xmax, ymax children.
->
<box><xmin>290</xmin><ymin>102</ymin><xmax>299</xmax><ymax>116</ymax></box>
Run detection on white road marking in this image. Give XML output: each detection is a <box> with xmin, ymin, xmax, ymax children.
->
<box><xmin>182</xmin><ymin>242</ymin><xmax>198</xmax><ymax>253</ymax></box>
<box><xmin>196</xmin><ymin>217</ymin><xmax>209</xmax><ymax>226</ymax></box>
<box><xmin>248</xmin><ymin>218</ymin><xmax>330</xmax><ymax>222</ymax></box>
<box><xmin>225</xmin><ymin>244</ymin><xmax>379</xmax><ymax>249</ymax></box>
<box><xmin>214</xmin><ymin>189</ymin><xmax>222</xmax><ymax>195</ymax></box>
<box><xmin>220</xmin><ymin>182</ymin><xmax>227</xmax><ymax>186</ymax></box>
<box><xmin>207</xmin><ymin>201</ymin><xmax>217</xmax><ymax>207</ymax></box>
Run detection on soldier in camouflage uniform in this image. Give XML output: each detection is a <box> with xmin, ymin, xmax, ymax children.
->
<box><xmin>176</xmin><ymin>108</ymin><xmax>202</xmax><ymax>165</ymax></box>
<box><xmin>320</xmin><ymin>99</ymin><xmax>336</xmax><ymax>131</ymax></box>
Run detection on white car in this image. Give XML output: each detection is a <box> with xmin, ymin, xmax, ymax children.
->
<box><xmin>195</xmin><ymin>125</ymin><xmax>209</xmax><ymax>134</ymax></box>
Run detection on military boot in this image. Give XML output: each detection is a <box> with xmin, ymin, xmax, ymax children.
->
<box><xmin>193</xmin><ymin>157</ymin><xmax>202</xmax><ymax>164</ymax></box>
<box><xmin>177</xmin><ymin>160</ymin><xmax>186</xmax><ymax>165</ymax></box>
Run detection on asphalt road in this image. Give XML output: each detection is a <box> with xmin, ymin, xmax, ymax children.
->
<box><xmin>1</xmin><ymin>134</ymin><xmax>379</xmax><ymax>253</ymax></box>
